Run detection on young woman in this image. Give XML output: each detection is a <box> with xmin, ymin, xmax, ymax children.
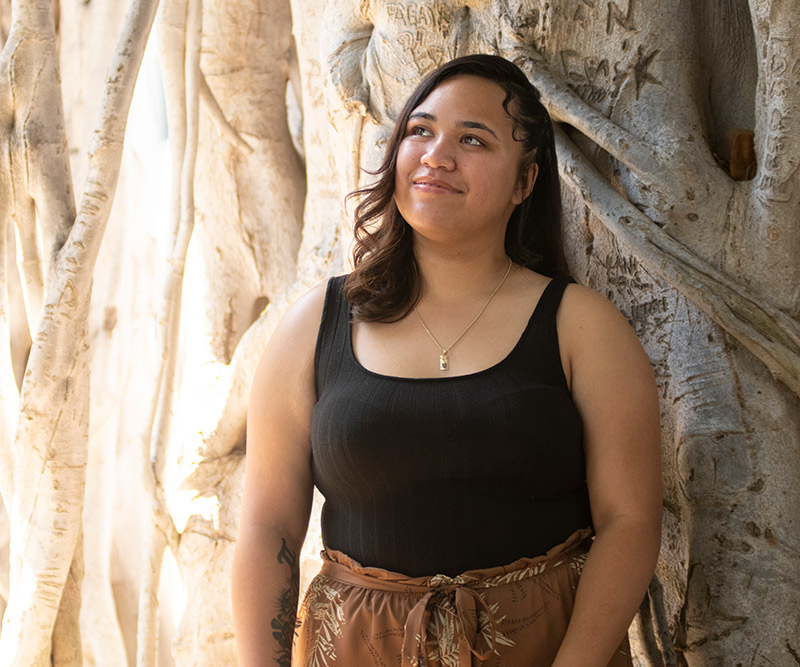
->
<box><xmin>232</xmin><ymin>54</ymin><xmax>662</xmax><ymax>667</ymax></box>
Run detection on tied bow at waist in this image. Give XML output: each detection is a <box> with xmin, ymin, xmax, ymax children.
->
<box><xmin>401</xmin><ymin>575</ymin><xmax>499</xmax><ymax>667</ymax></box>
<box><xmin>313</xmin><ymin>534</ymin><xmax>595</xmax><ymax>667</ymax></box>
<box><xmin>320</xmin><ymin>551</ymin><xmax>503</xmax><ymax>666</ymax></box>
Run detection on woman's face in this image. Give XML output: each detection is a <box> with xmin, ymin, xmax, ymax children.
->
<box><xmin>393</xmin><ymin>75</ymin><xmax>533</xmax><ymax>248</ymax></box>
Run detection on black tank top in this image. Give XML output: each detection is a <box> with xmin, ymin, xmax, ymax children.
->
<box><xmin>311</xmin><ymin>275</ymin><xmax>592</xmax><ymax>577</ymax></box>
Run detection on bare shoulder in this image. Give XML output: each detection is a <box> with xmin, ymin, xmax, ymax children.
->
<box><xmin>556</xmin><ymin>282</ymin><xmax>654</xmax><ymax>388</ymax></box>
<box><xmin>251</xmin><ymin>280</ymin><xmax>329</xmax><ymax>399</ymax></box>
<box><xmin>268</xmin><ymin>281</ymin><xmax>328</xmax><ymax>353</ymax></box>
<box><xmin>555</xmin><ymin>283</ymin><xmax>662</xmax><ymax>538</ymax></box>
<box><xmin>242</xmin><ymin>281</ymin><xmax>330</xmax><ymax>542</ymax></box>
<box><xmin>558</xmin><ymin>282</ymin><xmax>641</xmax><ymax>348</ymax></box>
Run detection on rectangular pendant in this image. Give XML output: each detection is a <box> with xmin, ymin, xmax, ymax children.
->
<box><xmin>439</xmin><ymin>353</ymin><xmax>449</xmax><ymax>371</ymax></box>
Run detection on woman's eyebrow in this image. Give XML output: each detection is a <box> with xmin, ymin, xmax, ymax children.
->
<box><xmin>458</xmin><ymin>120</ymin><xmax>498</xmax><ymax>140</ymax></box>
<box><xmin>408</xmin><ymin>112</ymin><xmax>499</xmax><ymax>140</ymax></box>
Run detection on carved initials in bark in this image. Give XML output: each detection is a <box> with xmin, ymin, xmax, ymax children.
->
<box><xmin>606</xmin><ymin>0</ymin><xmax>635</xmax><ymax>35</ymax></box>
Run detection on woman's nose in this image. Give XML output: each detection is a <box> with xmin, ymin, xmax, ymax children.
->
<box><xmin>421</xmin><ymin>137</ymin><xmax>456</xmax><ymax>170</ymax></box>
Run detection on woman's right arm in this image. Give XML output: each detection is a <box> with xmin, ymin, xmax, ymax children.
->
<box><xmin>232</xmin><ymin>284</ymin><xmax>327</xmax><ymax>667</ymax></box>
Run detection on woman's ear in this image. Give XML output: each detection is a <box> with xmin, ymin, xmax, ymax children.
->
<box><xmin>512</xmin><ymin>163</ymin><xmax>539</xmax><ymax>205</ymax></box>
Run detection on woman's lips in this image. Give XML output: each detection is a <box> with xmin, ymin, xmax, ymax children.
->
<box><xmin>412</xmin><ymin>177</ymin><xmax>461</xmax><ymax>193</ymax></box>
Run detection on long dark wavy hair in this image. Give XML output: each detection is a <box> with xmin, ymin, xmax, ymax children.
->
<box><xmin>345</xmin><ymin>54</ymin><xmax>566</xmax><ymax>322</ymax></box>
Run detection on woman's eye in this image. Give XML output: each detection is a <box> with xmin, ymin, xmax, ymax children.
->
<box><xmin>409</xmin><ymin>126</ymin><xmax>431</xmax><ymax>137</ymax></box>
<box><xmin>462</xmin><ymin>135</ymin><xmax>484</xmax><ymax>146</ymax></box>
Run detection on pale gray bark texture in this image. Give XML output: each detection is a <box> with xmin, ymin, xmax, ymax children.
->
<box><xmin>0</xmin><ymin>0</ymin><xmax>160</xmax><ymax>663</ymax></box>
<box><xmin>59</xmin><ymin>0</ymin><xmax>150</xmax><ymax>662</ymax></box>
<box><xmin>0</xmin><ymin>0</ymin><xmax>797</xmax><ymax>665</ymax></box>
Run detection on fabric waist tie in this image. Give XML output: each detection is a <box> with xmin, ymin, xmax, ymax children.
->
<box><xmin>319</xmin><ymin>527</ymin><xmax>593</xmax><ymax>666</ymax></box>
<box><xmin>401</xmin><ymin>579</ymin><xmax>497</xmax><ymax>666</ymax></box>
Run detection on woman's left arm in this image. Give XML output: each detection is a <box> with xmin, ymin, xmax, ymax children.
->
<box><xmin>552</xmin><ymin>284</ymin><xmax>663</xmax><ymax>667</ymax></box>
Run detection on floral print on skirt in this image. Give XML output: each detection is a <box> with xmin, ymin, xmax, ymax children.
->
<box><xmin>293</xmin><ymin>528</ymin><xmax>632</xmax><ymax>666</ymax></box>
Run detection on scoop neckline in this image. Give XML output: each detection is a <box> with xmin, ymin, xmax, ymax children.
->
<box><xmin>347</xmin><ymin>277</ymin><xmax>558</xmax><ymax>382</ymax></box>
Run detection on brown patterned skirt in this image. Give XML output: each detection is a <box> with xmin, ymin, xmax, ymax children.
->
<box><xmin>293</xmin><ymin>528</ymin><xmax>632</xmax><ymax>666</ymax></box>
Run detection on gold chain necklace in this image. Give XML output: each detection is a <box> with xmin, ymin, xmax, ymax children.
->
<box><xmin>413</xmin><ymin>258</ymin><xmax>513</xmax><ymax>371</ymax></box>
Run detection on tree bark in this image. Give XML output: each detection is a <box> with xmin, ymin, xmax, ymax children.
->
<box><xmin>0</xmin><ymin>0</ymin><xmax>159</xmax><ymax>662</ymax></box>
